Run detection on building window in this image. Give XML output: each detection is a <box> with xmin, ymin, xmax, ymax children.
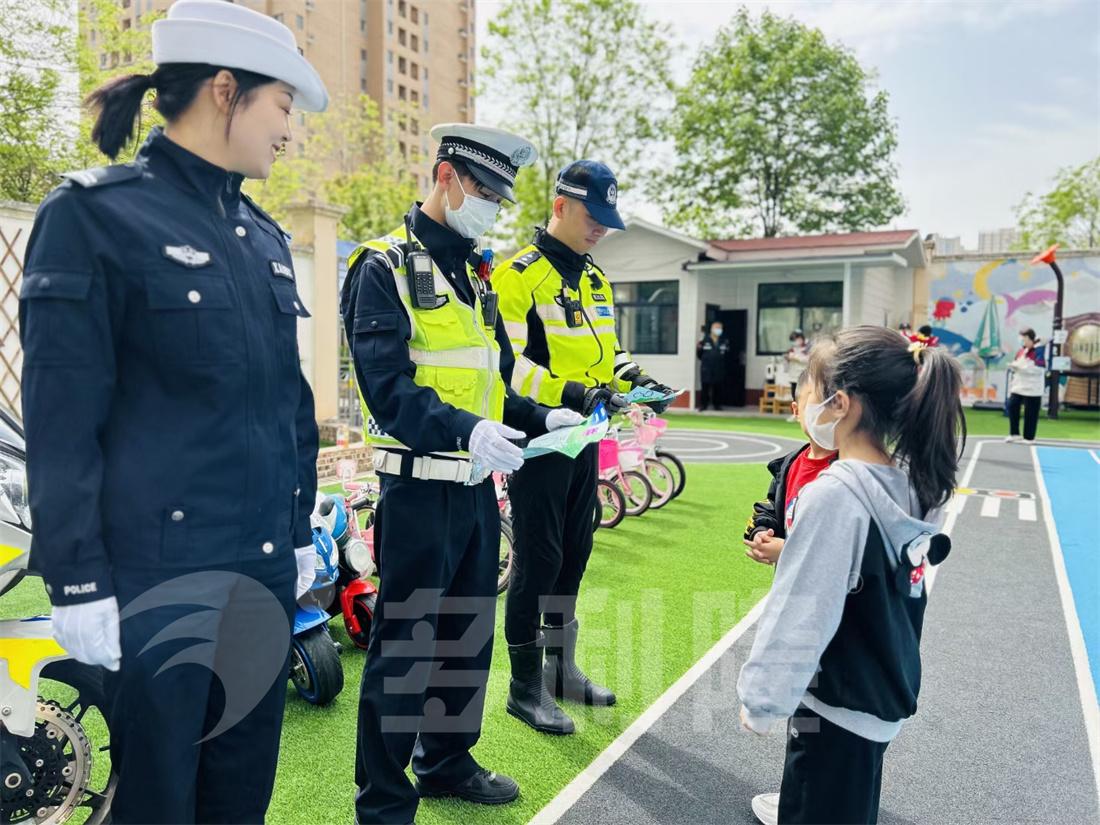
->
<box><xmin>99</xmin><ymin>52</ymin><xmax>107</xmax><ymax>68</ymax></box>
<box><xmin>756</xmin><ymin>282</ymin><xmax>844</xmax><ymax>355</ymax></box>
<box><xmin>297</xmin><ymin>143</ymin><xmax>305</xmax><ymax>157</ymax></box>
<box><xmin>411</xmin><ymin>62</ymin><xmax>419</xmax><ymax>80</ymax></box>
<box><xmin>398</xmin><ymin>28</ymin><xmax>406</xmax><ymax>46</ymax></box>
<box><xmin>296</xmin><ymin>14</ymin><xmax>303</xmax><ymax>29</ymax></box>
<box><xmin>387</xmin><ymin>50</ymin><xmax>393</xmax><ymax>64</ymax></box>
<box><xmin>424</xmin><ymin>92</ymin><xmax>429</xmax><ymax>109</ymax></box>
<box><xmin>410</xmin><ymin>33</ymin><xmax>418</xmax><ymax>51</ymax></box>
<box><xmin>613</xmin><ymin>281</ymin><xmax>679</xmax><ymax>355</ymax></box>
<box><xmin>360</xmin><ymin>48</ymin><xmax>367</xmax><ymax>80</ymax></box>
<box><xmin>121</xmin><ymin>18</ymin><xmax>131</xmax><ymax>30</ymax></box>
<box><xmin>399</xmin><ymin>141</ymin><xmax>407</xmax><ymax>157</ymax></box>
<box><xmin>410</xmin><ymin>118</ymin><xmax>419</xmax><ymax>135</ymax></box>
<box><xmin>360</xmin><ymin>0</ymin><xmax>367</xmax><ymax>31</ymax></box>
<box><xmin>360</xmin><ymin>18</ymin><xmax>366</xmax><ymax>35</ymax></box>
<box><xmin>398</xmin><ymin>0</ymin><xmax>406</xmax><ymax>17</ymax></box>
<box><xmin>411</xmin><ymin>6</ymin><xmax>418</xmax><ymax>23</ymax></box>
<box><xmin>297</xmin><ymin>112</ymin><xmax>305</xmax><ymax>126</ymax></box>
<box><xmin>398</xmin><ymin>56</ymin><xmax>406</xmax><ymax>74</ymax></box>
<box><xmin>398</xmin><ymin>85</ymin><xmax>406</xmax><ymax>100</ymax></box>
<box><xmin>361</xmin><ymin>77</ymin><xmax>367</xmax><ymax>92</ymax></box>
<box><xmin>410</xmin><ymin>90</ymin><xmax>419</xmax><ymax>105</ymax></box>
<box><xmin>387</xmin><ymin>20</ymin><xmax>393</xmax><ymax>35</ymax></box>
<box><xmin>387</xmin><ymin>79</ymin><xmax>394</xmax><ymax>95</ymax></box>
<box><xmin>423</xmin><ymin>11</ymin><xmax>428</xmax><ymax>24</ymax></box>
<box><xmin>274</xmin><ymin>12</ymin><xmax>283</xmax><ymax>23</ymax></box>
<box><xmin>422</xmin><ymin>67</ymin><xmax>427</xmax><ymax>81</ymax></box>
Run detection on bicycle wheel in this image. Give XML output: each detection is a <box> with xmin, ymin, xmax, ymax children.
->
<box><xmin>596</xmin><ymin>479</ymin><xmax>626</xmax><ymax>529</ymax></box>
<box><xmin>498</xmin><ymin>518</ymin><xmax>514</xmax><ymax>595</ymax></box>
<box><xmin>656</xmin><ymin>449</ymin><xmax>687</xmax><ymax>498</ymax></box>
<box><xmin>642</xmin><ymin>458</ymin><xmax>675</xmax><ymax>509</ymax></box>
<box><xmin>619</xmin><ymin>470</ymin><xmax>653</xmax><ymax>516</ymax></box>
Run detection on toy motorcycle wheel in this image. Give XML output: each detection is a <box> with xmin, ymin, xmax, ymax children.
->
<box><xmin>497</xmin><ymin>518</ymin><xmax>514</xmax><ymax>595</ymax></box>
<box><xmin>290</xmin><ymin>625</ymin><xmax>344</xmax><ymax>705</ymax></box>
<box><xmin>347</xmin><ymin>592</ymin><xmax>378</xmax><ymax>650</ymax></box>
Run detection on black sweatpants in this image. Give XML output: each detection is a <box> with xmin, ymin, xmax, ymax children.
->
<box><xmin>1008</xmin><ymin>393</ymin><xmax>1041</xmax><ymax>441</ymax></box>
<box><xmin>504</xmin><ymin>442</ymin><xmax>598</xmax><ymax>645</ymax></box>
<box><xmin>777</xmin><ymin>705</ymin><xmax>890</xmax><ymax>825</ymax></box>
<box><xmin>698</xmin><ymin>382</ymin><xmax>722</xmax><ymax>410</ymax></box>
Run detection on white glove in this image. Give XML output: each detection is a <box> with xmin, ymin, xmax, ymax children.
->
<box><xmin>469</xmin><ymin>420</ymin><xmax>526</xmax><ymax>474</ymax></box>
<box><xmin>295</xmin><ymin>545</ymin><xmax>316</xmax><ymax>599</ymax></box>
<box><xmin>52</xmin><ymin>596</ymin><xmax>121</xmax><ymax>671</ymax></box>
<box><xmin>545</xmin><ymin>408</ymin><xmax>585</xmax><ymax>430</ymax></box>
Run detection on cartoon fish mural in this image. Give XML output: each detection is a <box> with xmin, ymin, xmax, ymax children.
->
<box><xmin>1003</xmin><ymin>290</ymin><xmax>1058</xmax><ymax>319</ymax></box>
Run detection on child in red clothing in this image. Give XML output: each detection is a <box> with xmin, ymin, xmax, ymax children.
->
<box><xmin>744</xmin><ymin>376</ymin><xmax>837</xmax><ymax>565</ymax></box>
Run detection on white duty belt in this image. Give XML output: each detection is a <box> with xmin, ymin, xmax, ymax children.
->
<box><xmin>372</xmin><ymin>449</ymin><xmax>473</xmax><ymax>484</ymax></box>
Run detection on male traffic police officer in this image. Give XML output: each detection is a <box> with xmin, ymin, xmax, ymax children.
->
<box><xmin>343</xmin><ymin>124</ymin><xmax>584</xmax><ymax>824</ymax></box>
<box><xmin>18</xmin><ymin>1</ymin><xmax>326</xmax><ymax>821</ymax></box>
<box><xmin>492</xmin><ymin>160</ymin><xmax>675</xmax><ymax>735</ymax></box>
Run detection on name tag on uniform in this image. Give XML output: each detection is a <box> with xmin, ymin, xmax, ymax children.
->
<box><xmin>163</xmin><ymin>245</ymin><xmax>211</xmax><ymax>268</ymax></box>
<box><xmin>591</xmin><ymin>293</ymin><xmax>607</xmax><ymax>302</ymax></box>
<box><xmin>270</xmin><ymin>261</ymin><xmax>295</xmax><ymax>281</ymax></box>
<box><xmin>595</xmin><ymin>306</ymin><xmax>613</xmax><ymax>318</ymax></box>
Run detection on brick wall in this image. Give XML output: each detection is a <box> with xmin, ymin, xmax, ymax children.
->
<box><xmin>316</xmin><ymin>443</ymin><xmax>373</xmax><ymax>483</ymax></box>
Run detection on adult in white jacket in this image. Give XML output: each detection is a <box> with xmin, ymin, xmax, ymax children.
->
<box><xmin>1005</xmin><ymin>327</ymin><xmax>1047</xmax><ymax>444</ymax></box>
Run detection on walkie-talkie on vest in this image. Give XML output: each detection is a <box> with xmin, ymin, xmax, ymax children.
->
<box><xmin>476</xmin><ymin>248</ymin><xmax>499</xmax><ymax>328</ymax></box>
<box><xmin>404</xmin><ymin>213</ymin><xmax>443</xmax><ymax>309</ymax></box>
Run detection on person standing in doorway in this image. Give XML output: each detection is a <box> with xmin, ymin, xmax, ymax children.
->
<box><xmin>1005</xmin><ymin>328</ymin><xmax>1046</xmax><ymax>444</ymax></box>
<box><xmin>784</xmin><ymin>329</ymin><xmax>809</xmax><ymax>422</ymax></box>
<box><xmin>697</xmin><ymin>321</ymin><xmax>731</xmax><ymax>411</ymax></box>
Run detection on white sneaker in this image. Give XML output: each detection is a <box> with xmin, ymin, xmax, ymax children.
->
<box><xmin>751</xmin><ymin>792</ymin><xmax>780</xmax><ymax>825</ymax></box>
<box><xmin>1004</xmin><ymin>435</ymin><xmax>1022</xmax><ymax>443</ymax></box>
<box><xmin>1022</xmin><ymin>438</ymin><xmax>1036</xmax><ymax>444</ymax></box>
<box><xmin>786</xmin><ymin>414</ymin><xmax>798</xmax><ymax>423</ymax></box>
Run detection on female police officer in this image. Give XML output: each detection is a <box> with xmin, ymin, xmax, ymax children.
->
<box><xmin>18</xmin><ymin>2</ymin><xmax>327</xmax><ymax>821</ymax></box>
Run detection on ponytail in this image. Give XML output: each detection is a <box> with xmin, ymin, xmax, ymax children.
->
<box><xmin>84</xmin><ymin>64</ymin><xmax>277</xmax><ymax>160</ymax></box>
<box><xmin>806</xmin><ymin>326</ymin><xmax>966</xmax><ymax>516</ymax></box>
<box><xmin>85</xmin><ymin>73</ymin><xmax>156</xmax><ymax>159</ymax></box>
<box><xmin>895</xmin><ymin>344</ymin><xmax>966</xmax><ymax>514</ymax></box>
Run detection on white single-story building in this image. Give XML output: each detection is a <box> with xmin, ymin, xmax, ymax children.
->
<box><xmin>593</xmin><ymin>219</ymin><xmax>930</xmax><ymax>409</ymax></box>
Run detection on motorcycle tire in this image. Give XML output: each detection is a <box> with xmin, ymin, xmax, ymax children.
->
<box><xmin>290</xmin><ymin>625</ymin><xmax>344</xmax><ymax>706</ymax></box>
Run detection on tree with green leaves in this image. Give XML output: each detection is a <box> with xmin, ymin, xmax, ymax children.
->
<box><xmin>1014</xmin><ymin>156</ymin><xmax>1100</xmax><ymax>250</ymax></box>
<box><xmin>654</xmin><ymin>7</ymin><xmax>904</xmax><ymax>239</ymax></box>
<box><xmin>244</xmin><ymin>94</ymin><xmax>418</xmax><ymax>242</ymax></box>
<box><xmin>480</xmin><ymin>0</ymin><xmax>674</xmax><ymax>249</ymax></box>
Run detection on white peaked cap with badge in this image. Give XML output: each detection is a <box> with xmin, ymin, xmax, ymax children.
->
<box><xmin>429</xmin><ymin>123</ymin><xmax>538</xmax><ymax>204</ymax></box>
<box><xmin>152</xmin><ymin>0</ymin><xmax>329</xmax><ymax>112</ymax></box>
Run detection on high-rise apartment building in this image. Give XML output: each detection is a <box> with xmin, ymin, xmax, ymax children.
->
<box><xmin>977</xmin><ymin>228</ymin><xmax>1019</xmax><ymax>254</ymax></box>
<box><xmin>96</xmin><ymin>0</ymin><xmax>475</xmax><ymax>193</ymax></box>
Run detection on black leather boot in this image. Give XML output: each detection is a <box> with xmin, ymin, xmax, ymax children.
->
<box><xmin>506</xmin><ymin>640</ymin><xmax>575</xmax><ymax>735</ymax></box>
<box><xmin>543</xmin><ymin>618</ymin><xmax>616</xmax><ymax>706</ymax></box>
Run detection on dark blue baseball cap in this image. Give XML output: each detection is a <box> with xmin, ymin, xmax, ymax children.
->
<box><xmin>555</xmin><ymin>160</ymin><xmax>625</xmax><ymax>230</ymax></box>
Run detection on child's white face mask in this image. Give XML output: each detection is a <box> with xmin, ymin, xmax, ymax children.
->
<box><xmin>803</xmin><ymin>393</ymin><xmax>841</xmax><ymax>451</ymax></box>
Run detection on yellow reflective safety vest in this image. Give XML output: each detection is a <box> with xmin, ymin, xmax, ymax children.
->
<box><xmin>349</xmin><ymin>225</ymin><xmax>505</xmax><ymax>456</ymax></box>
<box><xmin>492</xmin><ymin>244</ymin><xmax>638</xmax><ymax>407</ymax></box>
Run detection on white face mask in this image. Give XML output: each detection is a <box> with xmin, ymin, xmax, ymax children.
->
<box><xmin>711</xmin><ymin>327</ymin><xmax>723</xmax><ymax>337</ymax></box>
<box><xmin>444</xmin><ymin>177</ymin><xmax>500</xmax><ymax>239</ymax></box>
<box><xmin>803</xmin><ymin>393</ymin><xmax>841</xmax><ymax>451</ymax></box>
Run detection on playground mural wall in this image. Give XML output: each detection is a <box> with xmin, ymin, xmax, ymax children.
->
<box><xmin>927</xmin><ymin>253</ymin><xmax>1100</xmax><ymax>404</ymax></box>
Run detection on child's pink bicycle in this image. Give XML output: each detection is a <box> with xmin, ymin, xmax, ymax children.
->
<box><xmin>596</xmin><ymin>437</ymin><xmax>653</xmax><ymax>528</ymax></box>
<box><xmin>624</xmin><ymin>405</ymin><xmax>686</xmax><ymax>499</ymax></box>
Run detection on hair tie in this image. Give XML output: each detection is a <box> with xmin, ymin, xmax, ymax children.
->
<box><xmin>141</xmin><ymin>71</ymin><xmax>157</xmax><ymax>91</ymax></box>
<box><xmin>908</xmin><ymin>340</ymin><xmax>925</xmax><ymax>365</ymax></box>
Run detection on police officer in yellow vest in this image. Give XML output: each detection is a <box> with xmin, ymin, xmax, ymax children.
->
<box><xmin>492</xmin><ymin>160</ymin><xmax>675</xmax><ymax>735</ymax></box>
<box><xmin>344</xmin><ymin>125</ymin><xmax>584</xmax><ymax>824</ymax></box>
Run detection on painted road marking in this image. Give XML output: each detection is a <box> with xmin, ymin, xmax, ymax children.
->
<box><xmin>1033</xmin><ymin>445</ymin><xmax>1100</xmax><ymax>810</ymax></box>
<box><xmin>1019</xmin><ymin>499</ymin><xmax>1037</xmax><ymax>521</ymax></box>
<box><xmin>953</xmin><ymin>487</ymin><xmax>1036</xmax><ymax>521</ymax></box>
<box><xmin>981</xmin><ymin>496</ymin><xmax>1001</xmax><ymax>518</ymax></box>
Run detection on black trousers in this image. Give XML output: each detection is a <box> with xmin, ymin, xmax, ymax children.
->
<box><xmin>106</xmin><ymin>557</ymin><xmax>296</xmax><ymax>824</ymax></box>
<box><xmin>1009</xmin><ymin>393</ymin><xmax>1041</xmax><ymax>440</ymax></box>
<box><xmin>355</xmin><ymin>475</ymin><xmax>500</xmax><ymax>825</ymax></box>
<box><xmin>504</xmin><ymin>443</ymin><xmax>598</xmax><ymax>646</ymax></box>
<box><xmin>777</xmin><ymin>706</ymin><xmax>890</xmax><ymax>825</ymax></box>
<box><xmin>698</xmin><ymin>382</ymin><xmax>723</xmax><ymax>410</ymax></box>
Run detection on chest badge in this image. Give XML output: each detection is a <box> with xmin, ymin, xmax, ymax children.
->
<box><xmin>270</xmin><ymin>261</ymin><xmax>295</xmax><ymax>281</ymax></box>
<box><xmin>591</xmin><ymin>293</ymin><xmax>607</xmax><ymax>302</ymax></box>
<box><xmin>163</xmin><ymin>245</ymin><xmax>211</xmax><ymax>268</ymax></box>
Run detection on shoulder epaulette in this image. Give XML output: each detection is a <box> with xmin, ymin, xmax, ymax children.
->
<box><xmin>242</xmin><ymin>194</ymin><xmax>292</xmax><ymax>243</ymax></box>
<box><xmin>61</xmin><ymin>163</ymin><xmax>142</xmax><ymax>189</ymax></box>
<box><xmin>510</xmin><ymin>248</ymin><xmax>543</xmax><ymax>273</ymax></box>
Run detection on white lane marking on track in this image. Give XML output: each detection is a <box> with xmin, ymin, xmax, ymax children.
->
<box><xmin>657</xmin><ymin>436</ymin><xmax>731</xmax><ymax>453</ymax></box>
<box><xmin>980</xmin><ymin>496</ymin><xmax>1001</xmax><ymax>518</ymax></box>
<box><xmin>528</xmin><ymin>597</ymin><xmax>770</xmax><ymax>825</ymax></box>
<box><xmin>660</xmin><ymin>434</ymin><xmax>784</xmax><ymax>461</ymax></box>
<box><xmin>1091</xmin><ymin>450</ymin><xmax>1100</xmax><ymax>467</ymax></box>
<box><xmin>1030</xmin><ymin>445</ymin><xmax>1100</xmax><ymax>811</ymax></box>
<box><xmin>1018</xmin><ymin>499</ymin><xmax>1037</xmax><ymax>521</ymax></box>
<box><xmin>925</xmin><ymin>440</ymin><xmax>984</xmax><ymax>595</ymax></box>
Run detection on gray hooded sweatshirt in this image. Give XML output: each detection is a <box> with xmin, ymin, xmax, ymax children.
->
<box><xmin>738</xmin><ymin>459</ymin><xmax>945</xmax><ymax>742</ymax></box>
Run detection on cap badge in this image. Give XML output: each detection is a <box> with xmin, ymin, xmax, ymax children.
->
<box><xmin>606</xmin><ymin>183</ymin><xmax>617</xmax><ymax>206</ymax></box>
<box><xmin>510</xmin><ymin>145</ymin><xmax>533</xmax><ymax>166</ymax></box>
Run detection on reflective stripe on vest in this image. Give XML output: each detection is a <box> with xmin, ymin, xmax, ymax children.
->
<box><xmin>349</xmin><ymin>226</ymin><xmax>505</xmax><ymax>456</ymax></box>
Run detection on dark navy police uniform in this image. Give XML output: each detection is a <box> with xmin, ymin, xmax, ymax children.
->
<box><xmin>349</xmin><ymin>206</ymin><xmax>548</xmax><ymax>824</ymax></box>
<box><xmin>19</xmin><ymin>126</ymin><xmax>318</xmax><ymax>823</ymax></box>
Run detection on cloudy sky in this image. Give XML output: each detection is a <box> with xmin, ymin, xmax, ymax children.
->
<box><xmin>475</xmin><ymin>0</ymin><xmax>1099</xmax><ymax>247</ymax></box>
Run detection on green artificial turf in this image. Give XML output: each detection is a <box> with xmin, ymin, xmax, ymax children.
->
<box><xmin>1</xmin><ymin>462</ymin><xmax>772</xmax><ymax>825</ymax></box>
<box><xmin>661</xmin><ymin>407</ymin><xmax>1100</xmax><ymax>442</ymax></box>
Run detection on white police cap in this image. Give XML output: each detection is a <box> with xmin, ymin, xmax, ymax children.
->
<box><xmin>152</xmin><ymin>0</ymin><xmax>328</xmax><ymax>112</ymax></box>
<box><xmin>429</xmin><ymin>123</ymin><xmax>538</xmax><ymax>204</ymax></box>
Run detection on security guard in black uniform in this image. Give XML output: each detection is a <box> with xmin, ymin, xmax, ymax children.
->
<box><xmin>345</xmin><ymin>124</ymin><xmax>583</xmax><ymax>824</ymax></box>
<box><xmin>18</xmin><ymin>2</ymin><xmax>328</xmax><ymax>821</ymax></box>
